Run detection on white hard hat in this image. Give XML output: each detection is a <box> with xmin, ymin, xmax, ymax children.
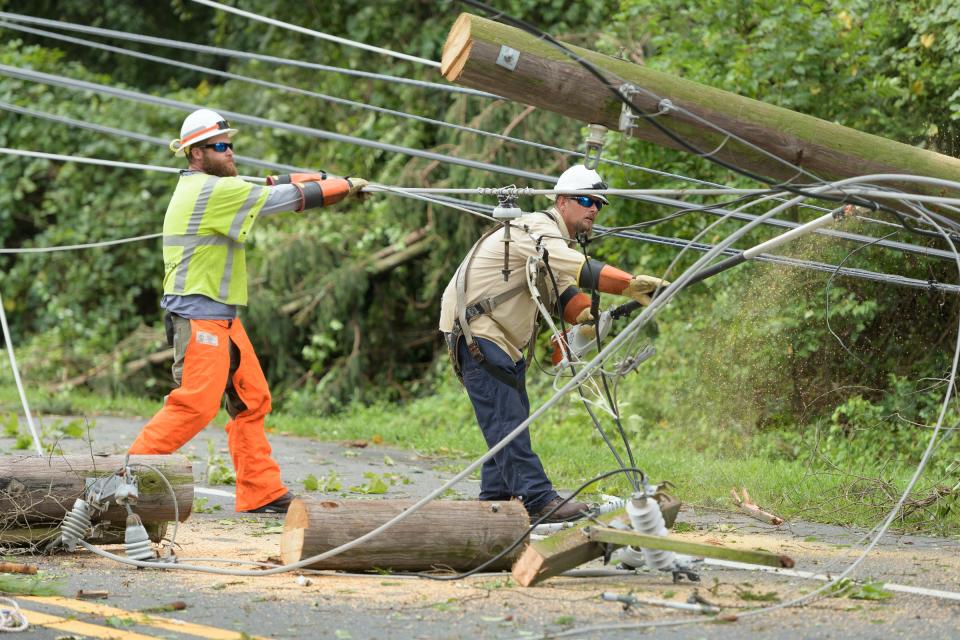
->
<box><xmin>550</xmin><ymin>165</ymin><xmax>609</xmax><ymax>204</ymax></box>
<box><xmin>169</xmin><ymin>109</ymin><xmax>238</xmax><ymax>156</ymax></box>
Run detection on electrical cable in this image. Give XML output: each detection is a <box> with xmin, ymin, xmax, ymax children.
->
<box><xmin>594</xmin><ymin>225</ymin><xmax>960</xmax><ymax>295</ymax></box>
<box><xmin>629</xmin><ymin>192</ymin><xmax>958</xmax><ymax>262</ymax></box>
<box><xmin>0</xmin><ymin>20</ymin><xmax>541</xmax><ymax>156</ymax></box>
<box><xmin>0</xmin><ymin>288</ymin><xmax>42</xmax><ymax>456</ymax></box>
<box><xmin>0</xmin><ymin>100</ymin><xmax>309</xmax><ymax>175</ymax></box>
<box><xmin>189</xmin><ymin>0</ymin><xmax>441</xmax><ymax>68</ymax></box>
<box><xmin>0</xmin><ymin>11</ymin><xmax>494</xmax><ymax>98</ymax></box>
<box><xmin>2</xmin><ymin>143</ymin><xmax>954</xmax><ymax>297</ymax></box>
<box><xmin>0</xmin><ymin>17</ymin><xmax>808</xmax><ymax>189</ymax></box>
<box><xmin>3</xmin><ymin>61</ymin><xmax>954</xmax><ymax>264</ymax></box>
<box><xmin>0</xmin><ymin>146</ymin><xmax>267</xmax><ymax>182</ymax></box>
<box><xmin>0</xmin><ymin>63</ymin><xmax>552</xmax><ymax>184</ymax></box>
<box><xmin>5</xmin><ymin>142</ymin><xmax>955</xmax><ymax>302</ymax></box>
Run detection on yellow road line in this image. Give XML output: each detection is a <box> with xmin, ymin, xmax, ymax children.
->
<box><xmin>20</xmin><ymin>608</ymin><xmax>157</xmax><ymax>640</ymax></box>
<box><xmin>22</xmin><ymin>596</ymin><xmax>262</xmax><ymax>640</ymax></box>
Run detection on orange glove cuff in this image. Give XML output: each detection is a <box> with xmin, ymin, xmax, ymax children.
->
<box><xmin>562</xmin><ymin>292</ymin><xmax>592</xmax><ymax>324</ymax></box>
<box><xmin>597</xmin><ymin>265</ymin><xmax>633</xmax><ymax>295</ymax></box>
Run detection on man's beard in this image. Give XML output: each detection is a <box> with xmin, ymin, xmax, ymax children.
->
<box><xmin>201</xmin><ymin>154</ymin><xmax>237</xmax><ymax>177</ymax></box>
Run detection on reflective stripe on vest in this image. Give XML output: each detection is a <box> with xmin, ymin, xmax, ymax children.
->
<box><xmin>162</xmin><ymin>173</ymin><xmax>268</xmax><ymax>305</ymax></box>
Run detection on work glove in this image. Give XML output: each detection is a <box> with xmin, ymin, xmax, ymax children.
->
<box><xmin>574</xmin><ymin>307</ymin><xmax>596</xmax><ymax>340</ymax></box>
<box><xmin>346</xmin><ymin>177</ymin><xmax>369</xmax><ymax>201</ymax></box>
<box><xmin>624</xmin><ymin>275</ymin><xmax>669</xmax><ymax>306</ymax></box>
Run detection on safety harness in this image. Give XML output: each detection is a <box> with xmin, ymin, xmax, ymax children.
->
<box><xmin>447</xmin><ymin>215</ymin><xmax>557</xmax><ymax>390</ymax></box>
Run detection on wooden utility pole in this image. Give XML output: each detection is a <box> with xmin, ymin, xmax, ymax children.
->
<box><xmin>0</xmin><ymin>454</ymin><xmax>193</xmax><ymax>528</ymax></box>
<box><xmin>442</xmin><ymin>13</ymin><xmax>960</xmax><ymax>197</ymax></box>
<box><xmin>281</xmin><ymin>497</ymin><xmax>529</xmax><ymax>571</ymax></box>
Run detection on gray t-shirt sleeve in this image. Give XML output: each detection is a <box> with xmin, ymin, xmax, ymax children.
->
<box><xmin>259</xmin><ymin>183</ymin><xmax>304</xmax><ymax>216</ymax></box>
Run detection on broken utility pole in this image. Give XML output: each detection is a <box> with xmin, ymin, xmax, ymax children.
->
<box><xmin>442</xmin><ymin>13</ymin><xmax>960</xmax><ymax>199</ymax></box>
<box><xmin>0</xmin><ymin>454</ymin><xmax>193</xmax><ymax>545</ymax></box>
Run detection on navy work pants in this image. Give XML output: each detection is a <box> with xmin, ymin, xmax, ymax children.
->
<box><xmin>457</xmin><ymin>336</ymin><xmax>558</xmax><ymax>514</ymax></box>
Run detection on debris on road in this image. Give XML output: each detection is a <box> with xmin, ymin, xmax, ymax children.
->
<box><xmin>731</xmin><ymin>487</ymin><xmax>784</xmax><ymax>526</ymax></box>
<box><xmin>0</xmin><ymin>563</ymin><xmax>37</xmax><ymax>576</ymax></box>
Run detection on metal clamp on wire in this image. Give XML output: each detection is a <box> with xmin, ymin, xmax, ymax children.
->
<box><xmin>493</xmin><ymin>191</ymin><xmax>523</xmax><ymax>281</ymax></box>
<box><xmin>477</xmin><ymin>186</ymin><xmax>534</xmax><ymax>198</ymax></box>
<box><xmin>583</xmin><ymin>124</ymin><xmax>607</xmax><ymax>171</ymax></box>
<box><xmin>618</xmin><ymin>83</ymin><xmax>640</xmax><ymax>132</ymax></box>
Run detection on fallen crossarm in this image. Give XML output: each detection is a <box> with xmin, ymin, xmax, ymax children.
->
<box><xmin>584</xmin><ymin>526</ymin><xmax>794</xmax><ymax>569</ymax></box>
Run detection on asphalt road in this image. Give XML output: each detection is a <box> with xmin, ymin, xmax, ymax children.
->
<box><xmin>2</xmin><ymin>414</ymin><xmax>959</xmax><ymax>639</ymax></box>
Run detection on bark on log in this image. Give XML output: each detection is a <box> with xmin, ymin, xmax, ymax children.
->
<box><xmin>281</xmin><ymin>498</ymin><xmax>529</xmax><ymax>571</ymax></box>
<box><xmin>442</xmin><ymin>13</ymin><xmax>960</xmax><ymax>199</ymax></box>
<box><xmin>0</xmin><ymin>455</ymin><xmax>193</xmax><ymax>528</ymax></box>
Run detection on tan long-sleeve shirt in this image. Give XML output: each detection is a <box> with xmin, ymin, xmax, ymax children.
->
<box><xmin>439</xmin><ymin>207</ymin><xmax>587</xmax><ymax>361</ymax></box>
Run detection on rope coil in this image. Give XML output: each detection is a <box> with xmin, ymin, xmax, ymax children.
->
<box><xmin>0</xmin><ymin>598</ymin><xmax>28</xmax><ymax>633</ymax></box>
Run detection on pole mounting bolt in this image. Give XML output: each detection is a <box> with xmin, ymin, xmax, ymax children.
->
<box><xmin>496</xmin><ymin>45</ymin><xmax>520</xmax><ymax>71</ymax></box>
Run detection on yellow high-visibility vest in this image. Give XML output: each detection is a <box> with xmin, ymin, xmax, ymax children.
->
<box><xmin>162</xmin><ymin>173</ymin><xmax>268</xmax><ymax>305</ymax></box>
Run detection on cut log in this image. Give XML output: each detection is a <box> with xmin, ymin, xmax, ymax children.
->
<box><xmin>281</xmin><ymin>497</ymin><xmax>529</xmax><ymax>571</ymax></box>
<box><xmin>0</xmin><ymin>454</ymin><xmax>193</xmax><ymax>529</ymax></box>
<box><xmin>442</xmin><ymin>13</ymin><xmax>960</xmax><ymax>200</ymax></box>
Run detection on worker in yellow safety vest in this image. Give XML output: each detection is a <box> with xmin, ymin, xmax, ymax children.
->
<box><xmin>129</xmin><ymin>108</ymin><xmax>367</xmax><ymax>513</ymax></box>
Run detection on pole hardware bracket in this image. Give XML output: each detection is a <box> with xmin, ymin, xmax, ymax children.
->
<box><xmin>493</xmin><ymin>189</ymin><xmax>523</xmax><ymax>282</ymax></box>
<box><xmin>618</xmin><ymin>83</ymin><xmax>641</xmax><ymax>132</ymax></box>
<box><xmin>496</xmin><ymin>45</ymin><xmax>520</xmax><ymax>71</ymax></box>
<box><xmin>583</xmin><ymin>123</ymin><xmax>608</xmax><ymax>171</ymax></box>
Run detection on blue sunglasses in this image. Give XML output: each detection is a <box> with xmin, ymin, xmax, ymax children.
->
<box><xmin>572</xmin><ymin>195</ymin><xmax>603</xmax><ymax>211</ymax></box>
<box><xmin>201</xmin><ymin>142</ymin><xmax>233</xmax><ymax>153</ymax></box>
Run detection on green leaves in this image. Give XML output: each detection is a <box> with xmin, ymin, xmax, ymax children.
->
<box><xmin>348</xmin><ymin>471</ymin><xmax>390</xmax><ymax>495</ymax></box>
<box><xmin>829</xmin><ymin>578</ymin><xmax>893</xmax><ymax>601</ymax></box>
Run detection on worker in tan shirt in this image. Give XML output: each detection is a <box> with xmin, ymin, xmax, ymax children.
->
<box><xmin>439</xmin><ymin>166</ymin><xmax>665</xmax><ymax>522</ymax></box>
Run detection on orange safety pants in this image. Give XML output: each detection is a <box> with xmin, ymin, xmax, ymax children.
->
<box><xmin>129</xmin><ymin>316</ymin><xmax>288</xmax><ymax>512</ymax></box>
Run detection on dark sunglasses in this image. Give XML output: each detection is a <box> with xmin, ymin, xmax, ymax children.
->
<box><xmin>201</xmin><ymin>142</ymin><xmax>233</xmax><ymax>153</ymax></box>
<box><xmin>572</xmin><ymin>195</ymin><xmax>603</xmax><ymax>211</ymax></box>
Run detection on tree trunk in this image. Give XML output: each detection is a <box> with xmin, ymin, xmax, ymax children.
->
<box><xmin>0</xmin><ymin>454</ymin><xmax>193</xmax><ymax>529</ymax></box>
<box><xmin>442</xmin><ymin>13</ymin><xmax>960</xmax><ymax>199</ymax></box>
<box><xmin>281</xmin><ymin>498</ymin><xmax>529</xmax><ymax>571</ymax></box>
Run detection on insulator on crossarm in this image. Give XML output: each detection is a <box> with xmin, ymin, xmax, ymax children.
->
<box><xmin>59</xmin><ymin>499</ymin><xmax>94</xmax><ymax>552</ymax></box>
<box><xmin>124</xmin><ymin>513</ymin><xmax>156</xmax><ymax>562</ymax></box>
<box><xmin>626</xmin><ymin>494</ymin><xmax>675</xmax><ymax>571</ymax></box>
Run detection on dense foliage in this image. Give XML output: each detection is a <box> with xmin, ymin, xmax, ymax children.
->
<box><xmin>1</xmin><ymin>0</ymin><xmax>959</xmax><ymax>502</ymax></box>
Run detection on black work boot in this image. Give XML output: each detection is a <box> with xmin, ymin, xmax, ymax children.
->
<box><xmin>243</xmin><ymin>491</ymin><xmax>295</xmax><ymax>514</ymax></box>
<box><xmin>531</xmin><ymin>496</ymin><xmax>589</xmax><ymax>523</ymax></box>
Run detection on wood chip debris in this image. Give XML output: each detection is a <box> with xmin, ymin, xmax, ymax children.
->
<box><xmin>731</xmin><ymin>487</ymin><xmax>785</xmax><ymax>526</ymax></box>
<box><xmin>0</xmin><ymin>562</ymin><xmax>37</xmax><ymax>575</ymax></box>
